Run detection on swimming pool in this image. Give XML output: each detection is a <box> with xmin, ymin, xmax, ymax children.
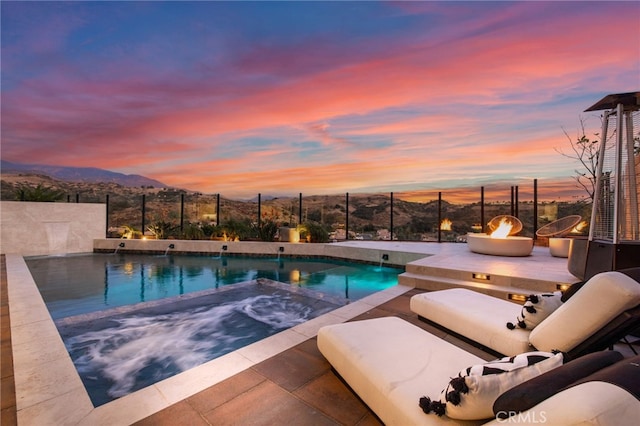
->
<box><xmin>27</xmin><ymin>253</ymin><xmax>401</xmax><ymax>319</ymax></box>
<box><xmin>26</xmin><ymin>253</ymin><xmax>401</xmax><ymax>405</ymax></box>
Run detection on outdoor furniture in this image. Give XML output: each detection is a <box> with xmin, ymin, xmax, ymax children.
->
<box><xmin>535</xmin><ymin>215</ymin><xmax>582</xmax><ymax>238</ymax></box>
<box><xmin>318</xmin><ymin>317</ymin><xmax>487</xmax><ymax>425</ymax></box>
<box><xmin>317</xmin><ymin>316</ymin><xmax>640</xmax><ymax>424</ymax></box>
<box><xmin>410</xmin><ymin>269</ymin><xmax>640</xmax><ymax>358</ymax></box>
<box><xmin>536</xmin><ymin>215</ymin><xmax>583</xmax><ymax>257</ymax></box>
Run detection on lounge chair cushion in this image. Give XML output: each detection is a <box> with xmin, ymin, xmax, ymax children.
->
<box><xmin>506</xmin><ymin>292</ymin><xmax>563</xmax><ymax>330</ymax></box>
<box><xmin>317</xmin><ymin>317</ymin><xmax>486</xmax><ymax>425</ymax></box>
<box><xmin>529</xmin><ymin>271</ymin><xmax>640</xmax><ymax>353</ymax></box>
<box><xmin>492</xmin><ymin>350</ymin><xmax>624</xmax><ymax>417</ymax></box>
<box><xmin>410</xmin><ymin>288</ymin><xmax>532</xmax><ymax>356</ymax></box>
<box><xmin>484</xmin><ymin>355</ymin><xmax>640</xmax><ymax>425</ymax></box>
<box><xmin>421</xmin><ymin>351</ymin><xmax>564</xmax><ymax>420</ymax></box>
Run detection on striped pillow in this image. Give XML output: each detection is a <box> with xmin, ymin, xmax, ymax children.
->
<box><xmin>420</xmin><ymin>351</ymin><xmax>564</xmax><ymax>420</ymax></box>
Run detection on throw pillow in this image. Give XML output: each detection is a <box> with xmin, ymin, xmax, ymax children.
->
<box><xmin>419</xmin><ymin>351</ymin><xmax>564</xmax><ymax>420</ymax></box>
<box><xmin>492</xmin><ymin>350</ymin><xmax>623</xmax><ymax>418</ymax></box>
<box><xmin>506</xmin><ymin>291</ymin><xmax>563</xmax><ymax>330</ymax></box>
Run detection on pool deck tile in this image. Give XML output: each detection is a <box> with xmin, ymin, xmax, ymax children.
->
<box><xmin>1</xmin><ymin>255</ymin><xmax>17</xmax><ymax>426</ymax></box>
<box><xmin>185</xmin><ymin>368</ymin><xmax>266</xmax><ymax>415</ymax></box>
<box><xmin>251</xmin><ymin>342</ymin><xmax>329</xmax><ymax>392</ymax></box>
<box><xmin>153</xmin><ymin>351</ymin><xmax>255</xmax><ymax>406</ymax></box>
<box><xmin>202</xmin><ymin>379</ymin><xmax>339</xmax><ymax>426</ymax></box>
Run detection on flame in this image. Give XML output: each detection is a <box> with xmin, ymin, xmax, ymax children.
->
<box><xmin>490</xmin><ymin>218</ymin><xmax>513</xmax><ymax>239</ymax></box>
<box><xmin>571</xmin><ymin>221</ymin><xmax>588</xmax><ymax>234</ymax></box>
<box><xmin>440</xmin><ymin>218</ymin><xmax>452</xmax><ymax>231</ymax></box>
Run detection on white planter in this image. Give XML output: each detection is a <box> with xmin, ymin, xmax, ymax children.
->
<box><xmin>279</xmin><ymin>227</ymin><xmax>300</xmax><ymax>243</ymax></box>
<box><xmin>549</xmin><ymin>237</ymin><xmax>571</xmax><ymax>258</ymax></box>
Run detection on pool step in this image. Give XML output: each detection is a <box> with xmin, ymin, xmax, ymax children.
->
<box><xmin>398</xmin><ymin>267</ymin><xmax>567</xmax><ymax>301</ymax></box>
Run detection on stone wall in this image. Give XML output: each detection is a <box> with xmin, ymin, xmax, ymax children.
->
<box><xmin>0</xmin><ymin>201</ymin><xmax>106</xmax><ymax>256</ymax></box>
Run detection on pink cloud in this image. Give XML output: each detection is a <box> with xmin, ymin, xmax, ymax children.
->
<box><xmin>2</xmin><ymin>2</ymin><xmax>637</xmax><ymax>199</ymax></box>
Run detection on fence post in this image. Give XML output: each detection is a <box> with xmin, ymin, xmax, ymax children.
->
<box><xmin>299</xmin><ymin>192</ymin><xmax>303</xmax><ymax>224</ymax></box>
<box><xmin>510</xmin><ymin>186</ymin><xmax>514</xmax><ymax>216</ymax></box>
<box><xmin>258</xmin><ymin>193</ymin><xmax>261</xmax><ymax>227</ymax></box>
<box><xmin>180</xmin><ymin>193</ymin><xmax>185</xmax><ymax>232</ymax></box>
<box><xmin>141</xmin><ymin>194</ymin><xmax>146</xmax><ymax>235</ymax></box>
<box><xmin>345</xmin><ymin>192</ymin><xmax>349</xmax><ymax>240</ymax></box>
<box><xmin>481</xmin><ymin>186</ymin><xmax>485</xmax><ymax>232</ymax></box>
<box><xmin>533</xmin><ymin>179</ymin><xmax>538</xmax><ymax>240</ymax></box>
<box><xmin>515</xmin><ymin>186</ymin><xmax>519</xmax><ymax>218</ymax></box>
<box><xmin>438</xmin><ymin>192</ymin><xmax>442</xmax><ymax>243</ymax></box>
<box><xmin>216</xmin><ymin>194</ymin><xmax>220</xmax><ymax>226</ymax></box>
<box><xmin>390</xmin><ymin>192</ymin><xmax>394</xmax><ymax>241</ymax></box>
<box><xmin>105</xmin><ymin>194</ymin><xmax>109</xmax><ymax>238</ymax></box>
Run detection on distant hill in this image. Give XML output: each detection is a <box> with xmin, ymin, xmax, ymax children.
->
<box><xmin>1</xmin><ymin>160</ymin><xmax>168</xmax><ymax>188</ymax></box>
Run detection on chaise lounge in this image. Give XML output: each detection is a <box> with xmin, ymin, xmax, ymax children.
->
<box><xmin>317</xmin><ymin>269</ymin><xmax>640</xmax><ymax>424</ymax></box>
<box><xmin>318</xmin><ymin>316</ymin><xmax>640</xmax><ymax>424</ymax></box>
<box><xmin>410</xmin><ymin>269</ymin><xmax>640</xmax><ymax>358</ymax></box>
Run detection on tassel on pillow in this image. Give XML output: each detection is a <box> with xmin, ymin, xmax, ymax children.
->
<box><xmin>419</xmin><ymin>351</ymin><xmax>565</xmax><ymax>420</ymax></box>
<box><xmin>419</xmin><ymin>396</ymin><xmax>446</xmax><ymax>416</ymax></box>
<box><xmin>506</xmin><ymin>292</ymin><xmax>563</xmax><ymax>330</ymax></box>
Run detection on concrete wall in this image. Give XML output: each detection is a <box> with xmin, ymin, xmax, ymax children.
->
<box><xmin>0</xmin><ymin>201</ymin><xmax>106</xmax><ymax>256</ymax></box>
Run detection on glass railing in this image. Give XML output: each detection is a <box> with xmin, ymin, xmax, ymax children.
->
<box><xmin>36</xmin><ymin>179</ymin><xmax>591</xmax><ymax>243</ymax></box>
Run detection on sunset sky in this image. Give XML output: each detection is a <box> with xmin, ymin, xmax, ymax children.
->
<box><xmin>1</xmin><ymin>1</ymin><xmax>638</xmax><ymax>201</ymax></box>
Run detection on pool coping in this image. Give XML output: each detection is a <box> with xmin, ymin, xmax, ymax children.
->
<box><xmin>6</xmin><ymin>253</ymin><xmax>413</xmax><ymax>425</ymax></box>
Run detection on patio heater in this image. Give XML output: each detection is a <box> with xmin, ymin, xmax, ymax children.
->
<box><xmin>581</xmin><ymin>92</ymin><xmax>640</xmax><ymax>279</ymax></box>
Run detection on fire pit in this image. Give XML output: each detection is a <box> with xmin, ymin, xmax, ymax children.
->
<box><xmin>467</xmin><ymin>215</ymin><xmax>533</xmax><ymax>257</ymax></box>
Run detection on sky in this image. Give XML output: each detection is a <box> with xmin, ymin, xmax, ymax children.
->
<box><xmin>1</xmin><ymin>1</ymin><xmax>639</xmax><ymax>201</ymax></box>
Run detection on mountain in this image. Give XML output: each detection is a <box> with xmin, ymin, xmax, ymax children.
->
<box><xmin>0</xmin><ymin>160</ymin><xmax>168</xmax><ymax>188</ymax></box>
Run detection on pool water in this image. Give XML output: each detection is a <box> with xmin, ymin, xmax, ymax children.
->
<box><xmin>25</xmin><ymin>253</ymin><xmax>401</xmax><ymax>406</ymax></box>
<box><xmin>27</xmin><ymin>253</ymin><xmax>401</xmax><ymax>320</ymax></box>
<box><xmin>56</xmin><ymin>280</ymin><xmax>340</xmax><ymax>406</ymax></box>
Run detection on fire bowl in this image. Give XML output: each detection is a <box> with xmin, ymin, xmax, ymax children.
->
<box><xmin>466</xmin><ymin>233</ymin><xmax>534</xmax><ymax>257</ymax></box>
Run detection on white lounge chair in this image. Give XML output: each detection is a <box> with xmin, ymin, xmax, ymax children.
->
<box><xmin>317</xmin><ymin>316</ymin><xmax>640</xmax><ymax>425</ymax></box>
<box><xmin>410</xmin><ymin>270</ymin><xmax>640</xmax><ymax>357</ymax></box>
<box><xmin>318</xmin><ymin>317</ymin><xmax>488</xmax><ymax>425</ymax></box>
<box><xmin>317</xmin><ymin>269</ymin><xmax>640</xmax><ymax>424</ymax></box>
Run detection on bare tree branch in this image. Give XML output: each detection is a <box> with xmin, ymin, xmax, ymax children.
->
<box><xmin>555</xmin><ymin>116</ymin><xmax>600</xmax><ymax>200</ymax></box>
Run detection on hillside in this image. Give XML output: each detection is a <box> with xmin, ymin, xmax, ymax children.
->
<box><xmin>0</xmin><ymin>171</ymin><xmax>589</xmax><ymax>240</ymax></box>
<box><xmin>1</xmin><ymin>160</ymin><xmax>168</xmax><ymax>188</ymax></box>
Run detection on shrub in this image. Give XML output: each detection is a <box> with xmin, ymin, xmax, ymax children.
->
<box><xmin>181</xmin><ymin>223</ymin><xmax>205</xmax><ymax>240</ymax></box>
<box><xmin>301</xmin><ymin>222</ymin><xmax>329</xmax><ymax>243</ymax></box>
<box><xmin>254</xmin><ymin>219</ymin><xmax>279</xmax><ymax>242</ymax></box>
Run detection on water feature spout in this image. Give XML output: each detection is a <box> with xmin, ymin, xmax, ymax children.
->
<box><xmin>278</xmin><ymin>246</ymin><xmax>284</xmax><ymax>261</ymax></box>
<box><xmin>379</xmin><ymin>253</ymin><xmax>389</xmax><ymax>268</ymax></box>
<box><xmin>214</xmin><ymin>245</ymin><xmax>228</xmax><ymax>259</ymax></box>
<box><xmin>114</xmin><ymin>242</ymin><xmax>125</xmax><ymax>254</ymax></box>
<box><xmin>164</xmin><ymin>243</ymin><xmax>175</xmax><ymax>256</ymax></box>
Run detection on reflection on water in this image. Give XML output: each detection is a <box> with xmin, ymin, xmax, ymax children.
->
<box><xmin>27</xmin><ymin>254</ymin><xmax>401</xmax><ymax>319</ymax></box>
<box><xmin>61</xmin><ymin>287</ymin><xmax>334</xmax><ymax>406</ymax></box>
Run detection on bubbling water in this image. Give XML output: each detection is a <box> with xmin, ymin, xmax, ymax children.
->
<box><xmin>65</xmin><ymin>292</ymin><xmax>316</xmax><ymax>402</ymax></box>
